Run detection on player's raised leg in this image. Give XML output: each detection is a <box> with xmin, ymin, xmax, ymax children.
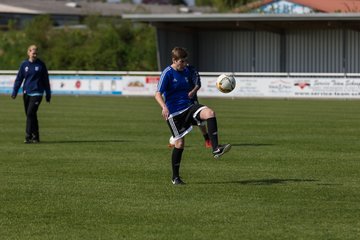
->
<box><xmin>199</xmin><ymin>107</ymin><xmax>231</xmax><ymax>158</ymax></box>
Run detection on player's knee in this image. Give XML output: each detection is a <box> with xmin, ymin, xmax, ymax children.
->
<box><xmin>206</xmin><ymin>108</ymin><xmax>216</xmax><ymax>118</ymax></box>
<box><xmin>175</xmin><ymin>138</ymin><xmax>185</xmax><ymax>148</ymax></box>
<box><xmin>210</xmin><ymin>110</ymin><xmax>216</xmax><ymax>118</ymax></box>
<box><xmin>200</xmin><ymin>108</ymin><xmax>215</xmax><ymax>120</ymax></box>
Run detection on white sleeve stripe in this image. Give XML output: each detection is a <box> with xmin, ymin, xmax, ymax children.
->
<box><xmin>157</xmin><ymin>66</ymin><xmax>171</xmax><ymax>92</ymax></box>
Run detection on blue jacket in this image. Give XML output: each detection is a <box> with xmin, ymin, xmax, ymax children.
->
<box><xmin>12</xmin><ymin>59</ymin><xmax>51</xmax><ymax>97</ymax></box>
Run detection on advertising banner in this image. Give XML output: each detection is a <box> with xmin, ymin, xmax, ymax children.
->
<box><xmin>121</xmin><ymin>76</ymin><xmax>160</xmax><ymax>96</ymax></box>
<box><xmin>50</xmin><ymin>75</ymin><xmax>123</xmax><ymax>95</ymax></box>
<box><xmin>0</xmin><ymin>75</ymin><xmax>15</xmax><ymax>94</ymax></box>
<box><xmin>2</xmin><ymin>73</ymin><xmax>360</xmax><ymax>99</ymax></box>
<box><xmin>220</xmin><ymin>77</ymin><xmax>360</xmax><ymax>99</ymax></box>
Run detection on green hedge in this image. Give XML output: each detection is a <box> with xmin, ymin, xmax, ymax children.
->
<box><xmin>0</xmin><ymin>15</ymin><xmax>157</xmax><ymax>71</ymax></box>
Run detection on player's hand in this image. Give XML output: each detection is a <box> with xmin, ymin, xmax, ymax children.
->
<box><xmin>161</xmin><ymin>106</ymin><xmax>169</xmax><ymax>120</ymax></box>
<box><xmin>188</xmin><ymin>91</ymin><xmax>195</xmax><ymax>99</ymax></box>
<box><xmin>46</xmin><ymin>94</ymin><xmax>51</xmax><ymax>103</ymax></box>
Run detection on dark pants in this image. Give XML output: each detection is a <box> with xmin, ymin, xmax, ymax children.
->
<box><xmin>23</xmin><ymin>94</ymin><xmax>43</xmax><ymax>140</ymax></box>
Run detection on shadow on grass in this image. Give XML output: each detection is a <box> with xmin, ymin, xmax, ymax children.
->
<box><xmin>41</xmin><ymin>139</ymin><xmax>130</xmax><ymax>144</ymax></box>
<box><xmin>183</xmin><ymin>143</ymin><xmax>274</xmax><ymax>149</ymax></box>
<box><xmin>231</xmin><ymin>143</ymin><xmax>275</xmax><ymax>147</ymax></box>
<box><xmin>194</xmin><ymin>178</ymin><xmax>318</xmax><ymax>185</ymax></box>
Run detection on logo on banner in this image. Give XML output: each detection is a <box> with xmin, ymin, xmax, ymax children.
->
<box><xmin>75</xmin><ymin>80</ymin><xmax>81</xmax><ymax>89</ymax></box>
<box><xmin>128</xmin><ymin>81</ymin><xmax>144</xmax><ymax>87</ymax></box>
<box><xmin>145</xmin><ymin>76</ymin><xmax>160</xmax><ymax>84</ymax></box>
<box><xmin>269</xmin><ymin>80</ymin><xmax>292</xmax><ymax>93</ymax></box>
<box><xmin>294</xmin><ymin>82</ymin><xmax>311</xmax><ymax>89</ymax></box>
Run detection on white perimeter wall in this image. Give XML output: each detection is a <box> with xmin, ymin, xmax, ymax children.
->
<box><xmin>1</xmin><ymin>71</ymin><xmax>360</xmax><ymax>99</ymax></box>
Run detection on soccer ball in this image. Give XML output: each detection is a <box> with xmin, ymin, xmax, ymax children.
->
<box><xmin>216</xmin><ymin>74</ymin><xmax>236</xmax><ymax>93</ymax></box>
<box><xmin>169</xmin><ymin>136</ymin><xmax>176</xmax><ymax>145</ymax></box>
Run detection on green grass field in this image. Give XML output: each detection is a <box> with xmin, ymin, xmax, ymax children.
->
<box><xmin>1</xmin><ymin>95</ymin><xmax>360</xmax><ymax>240</ymax></box>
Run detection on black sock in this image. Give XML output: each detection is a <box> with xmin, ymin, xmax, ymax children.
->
<box><xmin>207</xmin><ymin>117</ymin><xmax>219</xmax><ymax>151</ymax></box>
<box><xmin>172</xmin><ymin>147</ymin><xmax>183</xmax><ymax>179</ymax></box>
<box><xmin>203</xmin><ymin>133</ymin><xmax>209</xmax><ymax>141</ymax></box>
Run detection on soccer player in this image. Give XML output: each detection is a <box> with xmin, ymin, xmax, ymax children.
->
<box><xmin>155</xmin><ymin>47</ymin><xmax>231</xmax><ymax>185</ymax></box>
<box><xmin>11</xmin><ymin>45</ymin><xmax>51</xmax><ymax>143</ymax></box>
<box><xmin>168</xmin><ymin>64</ymin><xmax>212</xmax><ymax>149</ymax></box>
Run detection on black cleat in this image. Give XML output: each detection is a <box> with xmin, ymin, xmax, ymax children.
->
<box><xmin>31</xmin><ymin>134</ymin><xmax>40</xmax><ymax>143</ymax></box>
<box><xmin>172</xmin><ymin>177</ymin><xmax>186</xmax><ymax>185</ymax></box>
<box><xmin>213</xmin><ymin>144</ymin><xmax>232</xmax><ymax>159</ymax></box>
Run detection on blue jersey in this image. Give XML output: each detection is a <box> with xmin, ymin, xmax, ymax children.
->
<box><xmin>157</xmin><ymin>66</ymin><xmax>192</xmax><ymax>115</ymax></box>
<box><xmin>12</xmin><ymin>58</ymin><xmax>51</xmax><ymax>97</ymax></box>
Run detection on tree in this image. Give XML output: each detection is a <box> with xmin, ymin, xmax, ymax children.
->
<box><xmin>24</xmin><ymin>15</ymin><xmax>53</xmax><ymax>49</ymax></box>
<box><xmin>196</xmin><ymin>0</ymin><xmax>257</xmax><ymax>11</ymax></box>
<box><xmin>0</xmin><ymin>15</ymin><xmax>157</xmax><ymax>71</ymax></box>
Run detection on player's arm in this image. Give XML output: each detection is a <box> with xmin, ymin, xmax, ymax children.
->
<box><xmin>156</xmin><ymin>70</ymin><xmax>170</xmax><ymax>120</ymax></box>
<box><xmin>42</xmin><ymin>63</ymin><xmax>51</xmax><ymax>103</ymax></box>
<box><xmin>188</xmin><ymin>67</ymin><xmax>201</xmax><ymax>99</ymax></box>
<box><xmin>188</xmin><ymin>85</ymin><xmax>200</xmax><ymax>99</ymax></box>
<box><xmin>155</xmin><ymin>92</ymin><xmax>169</xmax><ymax>120</ymax></box>
<box><xmin>11</xmin><ymin>64</ymin><xmax>25</xmax><ymax>99</ymax></box>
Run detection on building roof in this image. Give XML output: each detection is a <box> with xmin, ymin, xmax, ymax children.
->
<box><xmin>123</xmin><ymin>13</ymin><xmax>360</xmax><ymax>31</ymax></box>
<box><xmin>236</xmin><ymin>0</ymin><xmax>360</xmax><ymax>13</ymax></box>
<box><xmin>123</xmin><ymin>12</ymin><xmax>360</xmax><ymax>21</ymax></box>
<box><xmin>0</xmin><ymin>0</ymin><xmax>214</xmax><ymax>16</ymax></box>
<box><xmin>292</xmin><ymin>0</ymin><xmax>360</xmax><ymax>12</ymax></box>
<box><xmin>0</xmin><ymin>3</ymin><xmax>41</xmax><ymax>14</ymax></box>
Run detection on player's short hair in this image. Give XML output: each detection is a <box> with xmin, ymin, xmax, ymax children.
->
<box><xmin>171</xmin><ymin>47</ymin><xmax>188</xmax><ymax>61</ymax></box>
<box><xmin>28</xmin><ymin>44</ymin><xmax>38</xmax><ymax>52</ymax></box>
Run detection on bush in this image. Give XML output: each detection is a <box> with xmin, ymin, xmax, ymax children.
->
<box><xmin>0</xmin><ymin>15</ymin><xmax>157</xmax><ymax>71</ymax></box>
